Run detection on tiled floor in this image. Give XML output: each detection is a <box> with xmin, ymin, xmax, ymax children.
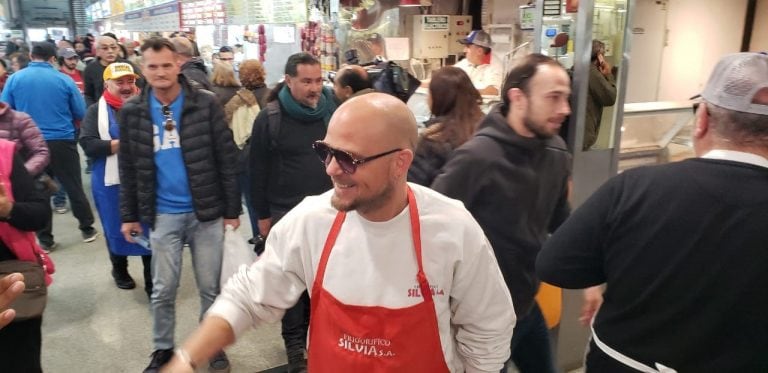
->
<box><xmin>37</xmin><ymin>167</ymin><xmax>584</xmax><ymax>372</ymax></box>
<box><xmin>40</xmin><ymin>209</ymin><xmax>288</xmax><ymax>372</ymax></box>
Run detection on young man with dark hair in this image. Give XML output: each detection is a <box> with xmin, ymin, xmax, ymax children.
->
<box><xmin>117</xmin><ymin>37</ymin><xmax>240</xmax><ymax>373</ymax></box>
<box><xmin>58</xmin><ymin>47</ymin><xmax>84</xmax><ymax>95</ymax></box>
<box><xmin>432</xmin><ymin>53</ymin><xmax>572</xmax><ymax>373</ymax></box>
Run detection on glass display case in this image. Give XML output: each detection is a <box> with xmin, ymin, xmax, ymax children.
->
<box><xmin>619</xmin><ymin>101</ymin><xmax>696</xmax><ymax>171</ymax></box>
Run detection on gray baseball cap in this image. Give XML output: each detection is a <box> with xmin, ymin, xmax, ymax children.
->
<box><xmin>458</xmin><ymin>30</ymin><xmax>492</xmax><ymax>49</ymax></box>
<box><xmin>58</xmin><ymin>47</ymin><xmax>78</xmax><ymax>59</ymax></box>
<box><xmin>697</xmin><ymin>52</ymin><xmax>768</xmax><ymax>116</ymax></box>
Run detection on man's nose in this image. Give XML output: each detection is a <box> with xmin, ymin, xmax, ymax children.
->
<box><xmin>325</xmin><ymin>155</ymin><xmax>343</xmax><ymax>176</ymax></box>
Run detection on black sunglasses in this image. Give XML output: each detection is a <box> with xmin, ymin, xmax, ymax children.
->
<box><xmin>161</xmin><ymin>105</ymin><xmax>175</xmax><ymax>132</ymax></box>
<box><xmin>312</xmin><ymin>141</ymin><xmax>401</xmax><ymax>174</ymax></box>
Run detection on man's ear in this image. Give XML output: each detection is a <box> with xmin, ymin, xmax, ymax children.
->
<box><xmin>395</xmin><ymin>149</ymin><xmax>414</xmax><ymax>177</ymax></box>
<box><xmin>507</xmin><ymin>87</ymin><xmax>527</xmax><ymax>109</ymax></box>
<box><xmin>693</xmin><ymin>103</ymin><xmax>709</xmax><ymax>139</ymax></box>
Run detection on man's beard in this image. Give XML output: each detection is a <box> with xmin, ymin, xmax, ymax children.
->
<box><xmin>331</xmin><ymin>178</ymin><xmax>395</xmax><ymax>216</ymax></box>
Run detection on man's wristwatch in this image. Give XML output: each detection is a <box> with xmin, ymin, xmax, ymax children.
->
<box><xmin>174</xmin><ymin>348</ymin><xmax>197</xmax><ymax>369</ymax></box>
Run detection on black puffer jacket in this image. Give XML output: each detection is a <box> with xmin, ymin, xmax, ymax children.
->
<box><xmin>118</xmin><ymin>76</ymin><xmax>240</xmax><ymax>227</ymax></box>
<box><xmin>180</xmin><ymin>58</ymin><xmax>212</xmax><ymax>91</ymax></box>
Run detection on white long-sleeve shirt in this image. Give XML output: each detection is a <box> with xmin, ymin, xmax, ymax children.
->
<box><xmin>454</xmin><ymin>58</ymin><xmax>503</xmax><ymax>91</ymax></box>
<box><xmin>208</xmin><ymin>184</ymin><xmax>516</xmax><ymax>372</ymax></box>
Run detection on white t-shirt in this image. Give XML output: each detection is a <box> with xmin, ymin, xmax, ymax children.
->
<box><xmin>208</xmin><ymin>183</ymin><xmax>516</xmax><ymax>372</ymax></box>
<box><xmin>454</xmin><ymin>58</ymin><xmax>503</xmax><ymax>91</ymax></box>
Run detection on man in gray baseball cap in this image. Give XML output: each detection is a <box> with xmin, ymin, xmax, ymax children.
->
<box><xmin>537</xmin><ymin>52</ymin><xmax>768</xmax><ymax>372</ymax></box>
<box><xmin>454</xmin><ymin>30</ymin><xmax>502</xmax><ymax>95</ymax></box>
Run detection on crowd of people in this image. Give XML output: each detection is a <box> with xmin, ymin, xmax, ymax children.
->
<box><xmin>0</xmin><ymin>29</ymin><xmax>765</xmax><ymax>373</ymax></box>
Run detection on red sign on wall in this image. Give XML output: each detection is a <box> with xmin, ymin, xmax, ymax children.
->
<box><xmin>181</xmin><ymin>0</ymin><xmax>226</xmax><ymax>27</ymax></box>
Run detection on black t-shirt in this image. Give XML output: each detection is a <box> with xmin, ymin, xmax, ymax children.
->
<box><xmin>537</xmin><ymin>158</ymin><xmax>768</xmax><ymax>371</ymax></box>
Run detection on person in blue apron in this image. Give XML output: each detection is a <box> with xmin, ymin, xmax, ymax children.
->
<box><xmin>79</xmin><ymin>62</ymin><xmax>152</xmax><ymax>297</ymax></box>
<box><xmin>537</xmin><ymin>53</ymin><xmax>768</xmax><ymax>372</ymax></box>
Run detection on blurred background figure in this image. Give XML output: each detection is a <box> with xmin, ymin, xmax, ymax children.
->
<box><xmin>332</xmin><ymin>65</ymin><xmax>374</xmax><ymax>103</ymax></box>
<box><xmin>170</xmin><ymin>36</ymin><xmax>212</xmax><ymax>90</ymax></box>
<box><xmin>408</xmin><ymin>66</ymin><xmax>483</xmax><ymax>186</ymax></box>
<box><xmin>0</xmin><ymin>138</ymin><xmax>54</xmax><ymax>373</ymax></box>
<box><xmin>582</xmin><ymin>39</ymin><xmax>617</xmax><ymax>150</ymax></box>
<box><xmin>223</xmin><ymin>59</ymin><xmax>268</xmax><ymax>246</ymax></box>
<box><xmin>211</xmin><ymin>61</ymin><xmax>241</xmax><ymax>107</ymax></box>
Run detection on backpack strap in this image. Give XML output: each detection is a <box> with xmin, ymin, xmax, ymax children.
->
<box><xmin>266</xmin><ymin>101</ymin><xmax>281</xmax><ymax>151</ymax></box>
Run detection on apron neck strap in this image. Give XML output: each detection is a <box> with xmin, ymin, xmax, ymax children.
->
<box><xmin>313</xmin><ymin>187</ymin><xmax>434</xmax><ymax>303</ymax></box>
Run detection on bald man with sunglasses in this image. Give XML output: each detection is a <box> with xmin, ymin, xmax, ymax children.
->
<box><xmin>163</xmin><ymin>93</ymin><xmax>515</xmax><ymax>373</ymax></box>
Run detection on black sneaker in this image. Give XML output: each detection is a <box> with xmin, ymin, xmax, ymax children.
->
<box><xmin>143</xmin><ymin>348</ymin><xmax>174</xmax><ymax>373</ymax></box>
<box><xmin>40</xmin><ymin>242</ymin><xmax>58</xmax><ymax>254</ymax></box>
<box><xmin>82</xmin><ymin>228</ymin><xmax>100</xmax><ymax>243</ymax></box>
<box><xmin>112</xmin><ymin>269</ymin><xmax>136</xmax><ymax>290</ymax></box>
<box><xmin>209</xmin><ymin>350</ymin><xmax>230</xmax><ymax>372</ymax></box>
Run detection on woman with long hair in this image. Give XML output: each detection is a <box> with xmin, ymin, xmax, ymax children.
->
<box><xmin>211</xmin><ymin>61</ymin><xmax>241</xmax><ymax>107</ymax></box>
<box><xmin>408</xmin><ymin>66</ymin><xmax>483</xmax><ymax>186</ymax></box>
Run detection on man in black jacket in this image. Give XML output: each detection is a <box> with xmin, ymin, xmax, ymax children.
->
<box><xmin>432</xmin><ymin>53</ymin><xmax>571</xmax><ymax>373</ymax></box>
<box><xmin>170</xmin><ymin>36</ymin><xmax>212</xmax><ymax>90</ymax></box>
<box><xmin>83</xmin><ymin>35</ymin><xmax>143</xmax><ymax>106</ymax></box>
<box><xmin>537</xmin><ymin>53</ymin><xmax>768</xmax><ymax>372</ymax></box>
<box><xmin>249</xmin><ymin>52</ymin><xmax>337</xmax><ymax>373</ymax></box>
<box><xmin>117</xmin><ymin>37</ymin><xmax>240</xmax><ymax>373</ymax></box>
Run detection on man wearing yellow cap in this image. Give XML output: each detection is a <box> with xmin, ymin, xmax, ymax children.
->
<box><xmin>79</xmin><ymin>63</ymin><xmax>152</xmax><ymax>296</ymax></box>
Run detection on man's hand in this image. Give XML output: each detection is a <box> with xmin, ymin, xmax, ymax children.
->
<box><xmin>257</xmin><ymin>218</ymin><xmax>272</xmax><ymax>237</ymax></box>
<box><xmin>580</xmin><ymin>285</ymin><xmax>604</xmax><ymax>326</ymax></box>
<box><xmin>0</xmin><ymin>273</ymin><xmax>25</xmax><ymax>329</ymax></box>
<box><xmin>0</xmin><ymin>183</ymin><xmax>13</xmax><ymax>219</ymax></box>
<box><xmin>160</xmin><ymin>356</ymin><xmax>195</xmax><ymax>373</ymax></box>
<box><xmin>121</xmin><ymin>222</ymin><xmax>142</xmax><ymax>243</ymax></box>
<box><xmin>223</xmin><ymin>218</ymin><xmax>240</xmax><ymax>230</ymax></box>
<box><xmin>477</xmin><ymin>86</ymin><xmax>500</xmax><ymax>96</ymax></box>
<box><xmin>110</xmin><ymin>140</ymin><xmax>120</xmax><ymax>154</ymax></box>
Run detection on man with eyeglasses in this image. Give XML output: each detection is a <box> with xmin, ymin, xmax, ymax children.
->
<box><xmin>116</xmin><ymin>37</ymin><xmax>240</xmax><ymax>373</ymax></box>
<box><xmin>248</xmin><ymin>51</ymin><xmax>337</xmax><ymax>373</ymax></box>
<box><xmin>162</xmin><ymin>92</ymin><xmax>515</xmax><ymax>373</ymax></box>
<box><xmin>432</xmin><ymin>53</ymin><xmax>572</xmax><ymax>373</ymax></box>
<box><xmin>83</xmin><ymin>35</ymin><xmax>143</xmax><ymax>106</ymax></box>
<box><xmin>537</xmin><ymin>53</ymin><xmax>768</xmax><ymax>372</ymax></box>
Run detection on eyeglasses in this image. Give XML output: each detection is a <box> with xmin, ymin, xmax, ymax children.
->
<box><xmin>312</xmin><ymin>141</ymin><xmax>401</xmax><ymax>174</ymax></box>
<box><xmin>219</xmin><ymin>57</ymin><xmax>234</xmax><ymax>61</ymax></box>
<box><xmin>161</xmin><ymin>105</ymin><xmax>175</xmax><ymax>132</ymax></box>
<box><xmin>692</xmin><ymin>102</ymin><xmax>709</xmax><ymax>116</ymax></box>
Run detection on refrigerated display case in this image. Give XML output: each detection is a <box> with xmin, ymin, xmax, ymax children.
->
<box><xmin>619</xmin><ymin>101</ymin><xmax>695</xmax><ymax>171</ymax></box>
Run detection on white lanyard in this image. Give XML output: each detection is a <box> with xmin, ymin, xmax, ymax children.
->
<box><xmin>590</xmin><ymin>321</ymin><xmax>677</xmax><ymax>373</ymax></box>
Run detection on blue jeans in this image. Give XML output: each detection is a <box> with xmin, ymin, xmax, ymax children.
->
<box><xmin>506</xmin><ymin>303</ymin><xmax>556</xmax><ymax>373</ymax></box>
<box><xmin>149</xmin><ymin>213</ymin><xmax>224</xmax><ymax>350</ymax></box>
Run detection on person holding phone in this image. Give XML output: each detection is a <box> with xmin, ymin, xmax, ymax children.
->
<box><xmin>583</xmin><ymin>39</ymin><xmax>617</xmax><ymax>150</ymax></box>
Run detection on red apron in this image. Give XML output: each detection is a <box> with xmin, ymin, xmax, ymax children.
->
<box><xmin>307</xmin><ymin>188</ymin><xmax>451</xmax><ymax>373</ymax></box>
